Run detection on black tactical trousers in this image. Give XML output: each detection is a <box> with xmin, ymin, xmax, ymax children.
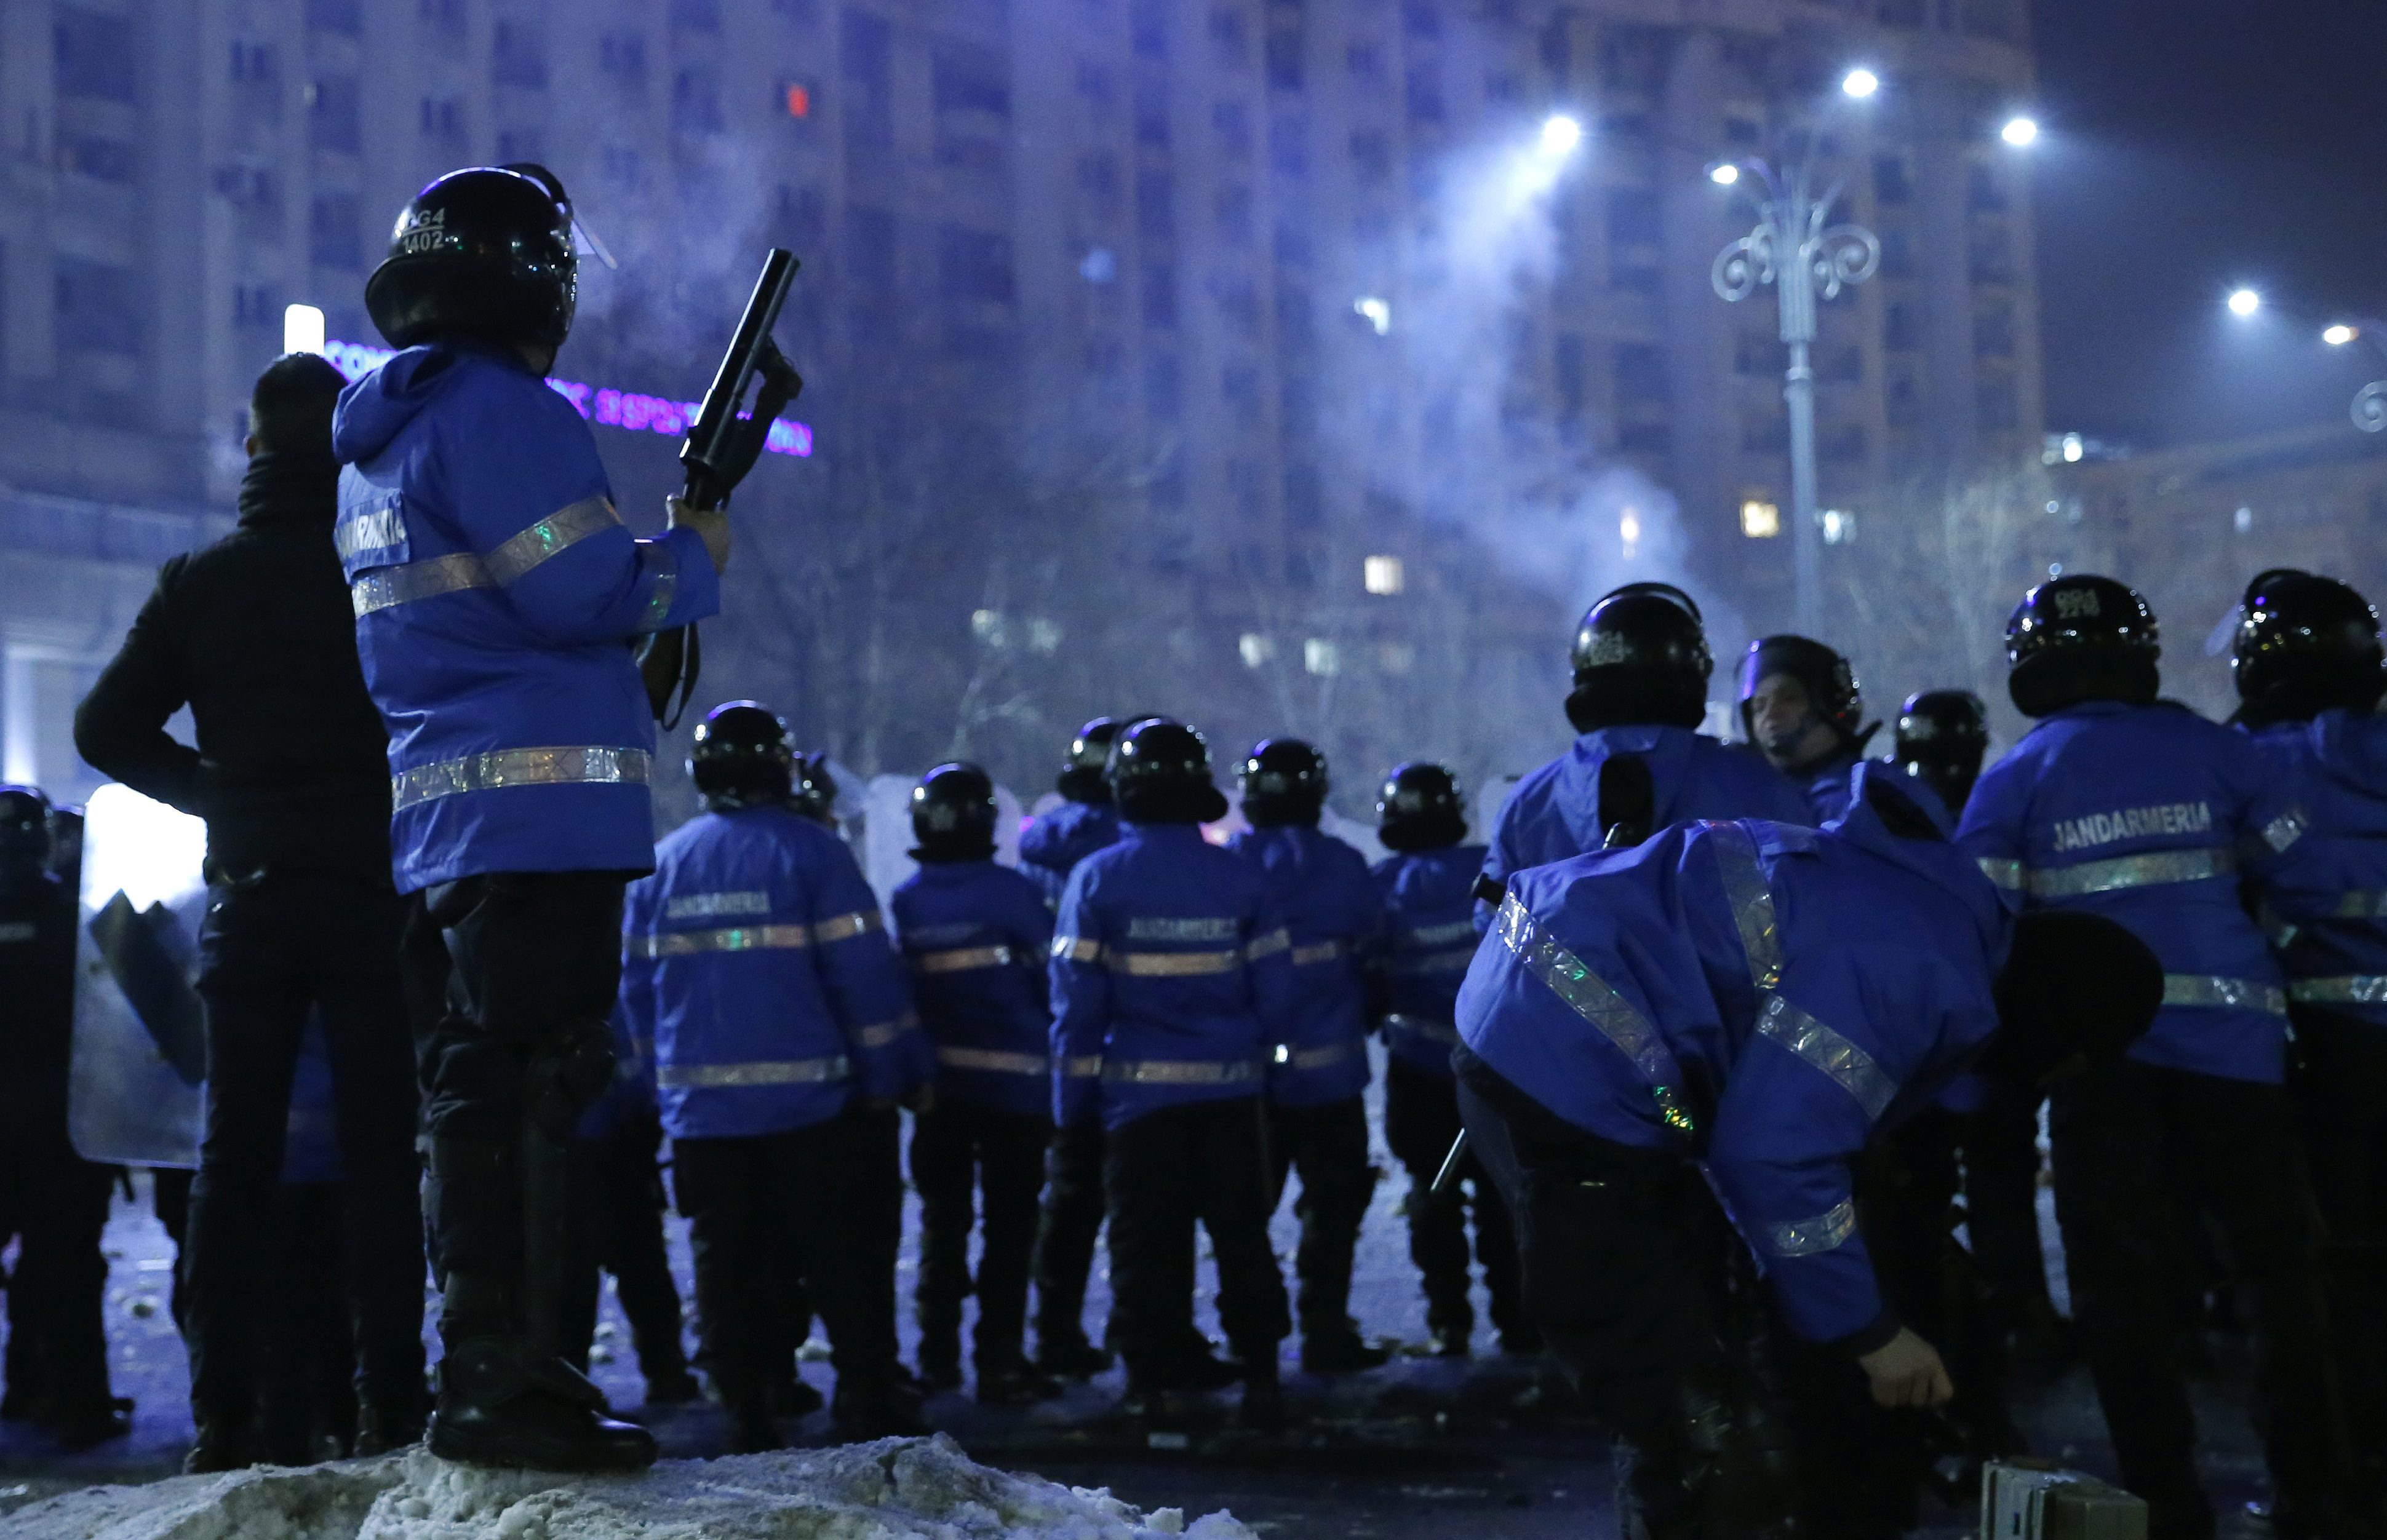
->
<box><xmin>1103</xmin><ymin>1096</ymin><xmax>1289</xmax><ymax>1385</ymax></box>
<box><xmin>909</xmin><ymin>1097</ymin><xmax>1050</xmax><ymax>1375</ymax></box>
<box><xmin>187</xmin><ymin>872</ymin><xmax>424</xmax><ymax>1426</ymax></box>
<box><xmin>400</xmin><ymin>870</ymin><xmax>624</xmax><ymax>1349</ymax></box>
<box><xmin>0</xmin><ymin>1138</ymin><xmax>116</xmax><ymax>1424</ymax></box>
<box><xmin>671</xmin><ymin>1105</ymin><xmax>904</xmax><ymax>1413</ymax></box>
<box><xmin>1031</xmin><ymin>1117</ymin><xmax>1107</xmax><ymax>1351</ymax></box>
<box><xmin>1382</xmin><ymin>1055</ymin><xmax>1526</xmax><ymax>1344</ymax></box>
<box><xmin>557</xmin><ymin>1120</ymin><xmax>690</xmax><ymax>1385</ymax></box>
<box><xmin>2287</xmin><ymin>1005</ymin><xmax>2387</xmax><ymax>1468</ymax></box>
<box><xmin>254</xmin><ymin>1182</ymin><xmax>357</xmax><ymax>1464</ymax></box>
<box><xmin>2050</xmin><ymin>1060</ymin><xmax>2345</xmax><ymax>1538</ymax></box>
<box><xmin>1961</xmin><ymin>1076</ymin><xmax>2054</xmax><ymax>1316</ymax></box>
<box><xmin>1265</xmin><ymin>1093</ymin><xmax>1377</xmax><ymax>1340</ymax></box>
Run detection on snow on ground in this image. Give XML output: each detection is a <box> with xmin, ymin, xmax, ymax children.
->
<box><xmin>0</xmin><ymin>1436</ymin><xmax>1257</xmax><ymax>1540</ymax></box>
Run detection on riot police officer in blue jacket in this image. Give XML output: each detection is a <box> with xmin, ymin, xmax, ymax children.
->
<box><xmin>335</xmin><ymin>165</ymin><xmax>728</xmax><ymax>1471</ymax></box>
<box><xmin>2235</xmin><ymin>568</ymin><xmax>2387</xmax><ymax>1477</ymax></box>
<box><xmin>1050</xmin><ymin>719</ymin><xmax>1296</xmax><ymax>1425</ymax></box>
<box><xmin>1457</xmin><ymin>765</ymin><xmax>2161</xmax><ymax>1538</ymax></box>
<box><xmin>1483</xmin><ymin>584</ymin><xmax>1808</xmax><ymax>919</ymax></box>
<box><xmin>1019</xmin><ymin>717</ymin><xmax>1128</xmax><ymax>1378</ymax></box>
<box><xmin>1229</xmin><ymin>740</ymin><xmax>1389</xmax><ymax>1375</ymax></box>
<box><xmin>1367</xmin><ymin>764</ymin><xmax>1529</xmax><ymax>1358</ymax></box>
<box><xmin>623</xmin><ymin>702</ymin><xmax>933</xmax><ymax>1453</ymax></box>
<box><xmin>891</xmin><ymin>764</ymin><xmax>1064</xmax><ymax>1406</ymax></box>
<box><xmin>1740</xmin><ymin>635</ymin><xmax>1875</xmax><ymax>824</ymax></box>
<box><xmin>1958</xmin><ymin>575</ymin><xmax>2352</xmax><ymax>1540</ymax></box>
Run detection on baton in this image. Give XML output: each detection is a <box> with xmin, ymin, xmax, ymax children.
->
<box><xmin>1430</xmin><ymin>1130</ymin><xmax>1470</xmax><ymax>1199</ymax></box>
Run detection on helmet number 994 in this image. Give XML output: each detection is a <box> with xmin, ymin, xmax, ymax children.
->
<box><xmin>2053</xmin><ymin>589</ymin><xmax>2102</xmax><ymax>620</ymax></box>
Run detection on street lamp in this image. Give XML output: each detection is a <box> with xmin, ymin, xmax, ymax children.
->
<box><xmin>1999</xmin><ymin>116</ymin><xmax>2039</xmax><ymax>148</ymax></box>
<box><xmin>1840</xmin><ymin>68</ymin><xmax>1880</xmax><ymax>100</ymax></box>
<box><xmin>1712</xmin><ymin>159</ymin><xmax>1881</xmax><ymax>634</ymax></box>
<box><xmin>1540</xmin><ymin>114</ymin><xmax>1584</xmax><ymax>157</ymax></box>
<box><xmin>2227</xmin><ymin>288</ymin><xmax>2263</xmax><ymax>318</ymax></box>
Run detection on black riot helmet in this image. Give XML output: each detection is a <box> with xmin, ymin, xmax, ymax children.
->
<box><xmin>688</xmin><ymin>701</ymin><xmax>795</xmax><ymax>809</ymax></box>
<box><xmin>2232</xmin><ymin>569</ymin><xmax>2386</xmax><ymax>726</ymax></box>
<box><xmin>1107</xmin><ymin>718</ymin><xmax>1230</xmax><ymax>825</ymax></box>
<box><xmin>1240</xmin><ymin>738</ymin><xmax>1329</xmax><ymax>827</ymax></box>
<box><xmin>1566</xmin><ymin>582</ymin><xmax>1712</xmax><ymax>732</ymax></box>
<box><xmin>365</xmin><ymin>165</ymin><xmax>577</xmax><ymax>351</ymax></box>
<box><xmin>787</xmin><ymin>752</ymin><xmax>839</xmax><ymax>825</ymax></box>
<box><xmin>2005</xmin><ymin>574</ymin><xmax>2159</xmax><ymax>718</ymax></box>
<box><xmin>0</xmin><ymin>786</ymin><xmax>53</xmax><ymax>893</ymax></box>
<box><xmin>1893</xmin><ymin>690</ymin><xmax>1991</xmax><ymax>815</ymax></box>
<box><xmin>1377</xmin><ymin>762</ymin><xmax>1468</xmax><ymax>852</ymax></box>
<box><xmin>912</xmin><ymin>763</ymin><xmax>999</xmax><ymax>862</ymax></box>
<box><xmin>1737</xmin><ymin>635</ymin><xmax>1864</xmax><ymax>747</ymax></box>
<box><xmin>1056</xmin><ymin>716</ymin><xmax>1129</xmax><ymax>804</ymax></box>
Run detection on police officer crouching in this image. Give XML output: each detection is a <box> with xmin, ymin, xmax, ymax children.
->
<box><xmin>1368</xmin><ymin>764</ymin><xmax>1531</xmax><ymax>1359</ymax></box>
<box><xmin>627</xmin><ymin>704</ymin><xmax>933</xmax><ymax>1452</ymax></box>
<box><xmin>891</xmin><ymin>764</ymin><xmax>1064</xmax><ymax>1405</ymax></box>
<box><xmin>2234</xmin><ymin>570</ymin><xmax>2387</xmax><ymax>1486</ymax></box>
<box><xmin>336</xmin><ymin>164</ymin><xmax>726</xmax><ymax>1469</ymax></box>
<box><xmin>1229</xmin><ymin>740</ymin><xmax>1388</xmax><ymax>1374</ymax></box>
<box><xmin>1739</xmin><ymin>635</ymin><xmax>1873</xmax><ymax>823</ymax></box>
<box><xmin>1019</xmin><ymin>718</ymin><xmax>1130</xmax><ymax>1378</ymax></box>
<box><xmin>1957</xmin><ymin>576</ymin><xmax>2354</xmax><ymax>1539</ymax></box>
<box><xmin>1483</xmin><ymin>585</ymin><xmax>1807</xmax><ymax>913</ymax></box>
<box><xmin>1050</xmin><ymin>720</ymin><xmax>1294</xmax><ymax>1426</ymax></box>
<box><xmin>1454</xmin><ymin>764</ymin><xmax>2163</xmax><ymax>1537</ymax></box>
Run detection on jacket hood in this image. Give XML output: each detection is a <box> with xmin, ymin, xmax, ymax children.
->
<box><xmin>1820</xmin><ymin>761</ymin><xmax>2012</xmax><ymax>964</ymax></box>
<box><xmin>1555</xmin><ymin>724</ymin><xmax>1700</xmax><ymax>852</ymax></box>
<box><xmin>331</xmin><ymin>339</ymin><xmax>502</xmax><ymax>466</ymax></box>
<box><xmin>2308</xmin><ymin>707</ymin><xmax>2387</xmax><ymax>799</ymax></box>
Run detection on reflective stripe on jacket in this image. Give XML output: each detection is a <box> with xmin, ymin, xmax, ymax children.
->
<box><xmin>1227</xmin><ymin>824</ymin><xmax>1380</xmax><ymax>1107</ymax></box>
<box><xmin>1370</xmin><ymin>844</ymin><xmax>1487</xmax><ymax>1078</ymax></box>
<box><xmin>892</xmin><ymin>859</ymin><xmax>1056</xmax><ymax>1118</ymax></box>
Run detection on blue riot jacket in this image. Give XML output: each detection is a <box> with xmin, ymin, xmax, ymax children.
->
<box><xmin>891</xmin><ymin>859</ymin><xmax>1057</xmax><ymax>1119</ymax></box>
<box><xmin>1018</xmin><ymin>800</ymin><xmax>1122</xmax><ymax>909</ymax></box>
<box><xmin>2247</xmin><ymin>708</ymin><xmax>2387</xmax><ymax>1028</ymax></box>
<box><xmin>622</xmin><ymin>804</ymin><xmax>930</xmax><ymax>1140</ymax></box>
<box><xmin>1795</xmin><ymin>747</ymin><xmax>1866</xmax><ymax>825</ymax></box>
<box><xmin>1481</xmin><ymin>725</ymin><xmax>1812</xmax><ymax>921</ymax></box>
<box><xmin>1227</xmin><ymin>824</ymin><xmax>1381</xmax><ymax>1107</ymax></box>
<box><xmin>1457</xmin><ymin>788</ymin><xmax>2008</xmax><ymax>1347</ymax></box>
<box><xmin>1958</xmin><ymin>701</ymin><xmax>2298</xmax><ymax>1084</ymax></box>
<box><xmin>1049</xmin><ymin>822</ymin><xmax>1299</xmax><ymax>1130</ymax></box>
<box><xmin>332</xmin><ymin>338</ymin><xmax>720</xmax><ymax>894</ymax></box>
<box><xmin>1370</xmin><ymin>844</ymin><xmax>1486</xmax><ymax>1078</ymax></box>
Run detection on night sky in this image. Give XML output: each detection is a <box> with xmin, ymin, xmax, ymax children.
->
<box><xmin>2028</xmin><ymin>0</ymin><xmax>2387</xmax><ymax>449</ymax></box>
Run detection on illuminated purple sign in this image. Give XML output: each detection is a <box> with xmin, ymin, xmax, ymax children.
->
<box><xmin>323</xmin><ymin>339</ymin><xmax>813</xmax><ymax>458</ymax></box>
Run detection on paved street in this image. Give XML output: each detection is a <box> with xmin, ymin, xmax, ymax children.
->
<box><xmin>0</xmin><ymin>1058</ymin><xmax>2284</xmax><ymax>1538</ymax></box>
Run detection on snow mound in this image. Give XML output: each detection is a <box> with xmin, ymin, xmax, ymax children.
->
<box><xmin>1</xmin><ymin>1437</ymin><xmax>1257</xmax><ymax>1540</ymax></box>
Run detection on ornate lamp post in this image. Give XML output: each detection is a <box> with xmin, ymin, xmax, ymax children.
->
<box><xmin>1712</xmin><ymin>161</ymin><xmax>1879</xmax><ymax>635</ymax></box>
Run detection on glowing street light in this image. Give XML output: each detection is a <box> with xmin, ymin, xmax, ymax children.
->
<box><xmin>1540</xmin><ymin>114</ymin><xmax>1584</xmax><ymax>157</ymax></box>
<box><xmin>2324</xmin><ymin>323</ymin><xmax>2359</xmax><ymax>347</ymax></box>
<box><xmin>282</xmin><ymin>303</ymin><xmax>326</xmax><ymax>356</ymax></box>
<box><xmin>1840</xmin><ymin>68</ymin><xmax>1880</xmax><ymax>100</ymax></box>
<box><xmin>1708</xmin><ymin>162</ymin><xmax>1741</xmax><ymax>186</ymax></box>
<box><xmin>2227</xmin><ymin>288</ymin><xmax>2263</xmax><ymax>318</ymax></box>
<box><xmin>2000</xmin><ymin>116</ymin><xmax>2039</xmax><ymax>148</ymax></box>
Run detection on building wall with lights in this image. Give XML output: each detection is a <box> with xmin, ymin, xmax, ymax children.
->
<box><xmin>0</xmin><ymin>0</ymin><xmax>2041</xmax><ymax>798</ymax></box>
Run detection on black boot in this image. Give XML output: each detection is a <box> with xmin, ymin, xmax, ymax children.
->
<box><xmin>831</xmin><ymin>1378</ymin><xmax>928</xmax><ymax>1441</ymax></box>
<box><xmin>1300</xmin><ymin>1327</ymin><xmax>1391</xmax><ymax>1374</ymax></box>
<box><xmin>429</xmin><ymin>1337</ymin><xmax>658</xmax><ymax>1471</ymax></box>
<box><xmin>1034</xmin><ymin>1333</ymin><xmax>1113</xmax><ymax>1379</ymax></box>
<box><xmin>354</xmin><ymin>1399</ymin><xmax>429</xmax><ymax>1457</ymax></box>
<box><xmin>183</xmin><ymin>1418</ymin><xmax>255</xmax><ymax>1474</ymax></box>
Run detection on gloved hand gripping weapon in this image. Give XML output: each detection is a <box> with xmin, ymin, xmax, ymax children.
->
<box><xmin>638</xmin><ymin>249</ymin><xmax>804</xmax><ymax>726</ymax></box>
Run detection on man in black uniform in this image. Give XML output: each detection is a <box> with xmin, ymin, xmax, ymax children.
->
<box><xmin>75</xmin><ymin>354</ymin><xmax>428</xmax><ymax>1471</ymax></box>
<box><xmin>0</xmin><ymin>787</ymin><xmax>124</xmax><ymax>1448</ymax></box>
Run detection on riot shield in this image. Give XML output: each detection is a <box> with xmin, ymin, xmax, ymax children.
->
<box><xmin>68</xmin><ymin>783</ymin><xmax>209</xmax><ymax>1168</ymax></box>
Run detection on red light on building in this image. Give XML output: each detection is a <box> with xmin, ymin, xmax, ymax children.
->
<box><xmin>785</xmin><ymin>83</ymin><xmax>811</xmax><ymax>118</ymax></box>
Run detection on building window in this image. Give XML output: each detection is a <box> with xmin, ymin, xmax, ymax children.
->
<box><xmin>1405</xmin><ymin>64</ymin><xmax>1444</xmax><ymax>125</ymax></box>
<box><xmin>841</xmin><ymin>10</ymin><xmax>893</xmax><ymax>146</ymax></box>
<box><xmin>1221</xmin><ymin>364</ymin><xmax>1260</xmax><ymax>424</ymax></box>
<box><xmin>844</xmin><ymin>205</ymin><xmax>897</xmax><ymax>297</ymax></box>
<box><xmin>1264</xmin><ymin>12</ymin><xmax>1304</xmax><ymax>92</ymax></box>
<box><xmin>1304</xmin><ymin>639</ymin><xmax>1341</xmax><ymax>677</ymax></box>
<box><xmin>599</xmin><ymin>34</ymin><xmax>647</xmax><ymax>86</ymax></box>
<box><xmin>1141</xmin><ymin>263</ymin><xmax>1178</xmax><ymax>327</ymax></box>
<box><xmin>1821</xmin><ymin>424</ymin><xmax>1868</xmax><ymax>462</ymax></box>
<box><xmin>1349</xmin><ymin>129</ymin><xmax>1389</xmax><ymax>186</ymax></box>
<box><xmin>305</xmin><ymin>0</ymin><xmax>362</xmax><ymax>35</ymax></box>
<box><xmin>779</xmin><ymin>80</ymin><xmax>816</xmax><ymax>119</ymax></box>
<box><xmin>55</xmin><ymin>258</ymin><xmax>143</xmax><ymax>354</ymax></box>
<box><xmin>58</xmin><ymin>136</ymin><xmax>137</xmax><ymax>183</ymax></box>
<box><xmin>229</xmin><ymin>41</ymin><xmax>277</xmax><ymax>84</ymax></box>
<box><xmin>496</xmin><ymin>128</ymin><xmax>543</xmax><ymax>162</ymax></box>
<box><xmin>1740</xmin><ymin>498</ymin><xmax>1782</xmax><ymax>538</ymax></box>
<box><xmin>1213</xmin><ymin>101</ymin><xmax>1251</xmax><ymax>159</ymax></box>
<box><xmin>1345</xmin><ymin>41</ymin><xmax>1381</xmax><ymax>76</ymax></box>
<box><xmin>1619</xmin><ymin>423</ymin><xmax>1672</xmax><ymax>454</ymax></box>
<box><xmin>1072</xmin><ymin>60</ymin><xmax>1113</xmax><ymax>110</ymax></box>
<box><xmin>1968</xmin><ymin>223</ymin><xmax>2014</xmax><ymax>284</ymax></box>
<box><xmin>310</xmin><ymin>76</ymin><xmax>361</xmax><ymax>153</ymax></box>
<box><xmin>1240</xmin><ymin>633</ymin><xmax>1276</xmax><ymax>668</ymax></box>
<box><xmin>1145</xmin><ymin>354</ymin><xmax>1181</xmax><ymax>420</ymax></box>
<box><xmin>1268</xmin><ymin>115</ymin><xmax>1307</xmax><ymax>179</ymax></box>
<box><xmin>1884</xmin><ymin>303</ymin><xmax>1919</xmax><ymax>351</ymax></box>
<box><xmin>420</xmin><ymin>96</ymin><xmax>462</xmax><ymax>138</ymax></box>
<box><xmin>671</xmin><ymin>0</ymin><xmax>720</xmax><ymax>32</ymax></box>
<box><xmin>1967</xmin><ymin>164</ymin><xmax>2007</xmax><ymax>213</ymax></box>
<box><xmin>1215</xmin><ymin>184</ymin><xmax>1254</xmax><ymax>244</ymax></box>
<box><xmin>602</xmin><ymin>146</ymin><xmax>642</xmax><ymax>188</ymax></box>
<box><xmin>1134</xmin><ymin>88</ymin><xmax>1170</xmax><ymax>147</ymax></box>
<box><xmin>1403</xmin><ymin>4</ymin><xmax>1441</xmax><ymax>38</ymax></box>
<box><xmin>1077</xmin><ymin>153</ymin><xmax>1120</xmax><ymax>211</ymax></box>
<box><xmin>1136</xmin><ymin>171</ymin><xmax>1175</xmax><ymax>241</ymax></box>
<box><xmin>1874</xmin><ymin>156</ymin><xmax>1911</xmax><ymax>206</ymax></box>
<box><xmin>419</xmin><ymin>0</ymin><xmax>465</xmax><ymax>28</ymax></box>
<box><xmin>1822</xmin><ymin>344</ymin><xmax>1864</xmax><ymax>383</ymax></box>
<box><xmin>55</xmin><ymin>9</ymin><xmax>137</xmax><ymax>103</ymax></box>
<box><xmin>1977</xmin><ymin>375</ymin><xmax>2020</xmax><ymax>432</ymax></box>
<box><xmin>1208</xmin><ymin>8</ymin><xmax>1248</xmax><ymax>66</ymax></box>
<box><xmin>309</xmin><ymin>194</ymin><xmax>361</xmax><ymax>269</ymax></box>
<box><xmin>1285</xmin><ymin>464</ymin><xmax>1321</xmax><ymax>526</ymax></box>
<box><xmin>492</xmin><ymin>22</ymin><xmax>547</xmax><ymax>89</ymax></box>
<box><xmin>1878</xmin><ymin>227</ymin><xmax>1914</xmax><ymax>278</ymax></box>
<box><xmin>1131</xmin><ymin>0</ymin><xmax>1168</xmax><ymax>58</ymax></box>
<box><xmin>1363</xmin><ymin>555</ymin><xmax>1405</xmax><ymax>595</ymax></box>
<box><xmin>671</xmin><ymin>69</ymin><xmax>722</xmax><ymax>134</ymax></box>
<box><xmin>233</xmin><ymin>285</ymin><xmax>277</xmax><ymax>328</ymax></box>
<box><xmin>1974</xmin><ymin>301</ymin><xmax>2016</xmax><ymax>359</ymax></box>
<box><xmin>1614</xmin><ymin>342</ymin><xmax>1667</xmax><ymax>403</ymax></box>
<box><xmin>937</xmin><ymin>224</ymin><xmax>1015</xmax><ymax>304</ymax></box>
